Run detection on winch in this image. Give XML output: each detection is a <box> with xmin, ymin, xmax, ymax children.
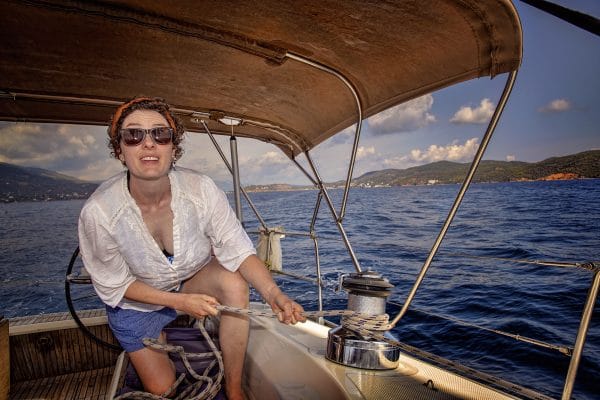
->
<box><xmin>326</xmin><ymin>271</ymin><xmax>400</xmax><ymax>370</ymax></box>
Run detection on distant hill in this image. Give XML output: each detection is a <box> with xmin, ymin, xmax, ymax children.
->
<box><xmin>1</xmin><ymin>150</ymin><xmax>598</xmax><ymax>201</ymax></box>
<box><xmin>243</xmin><ymin>183</ymin><xmax>312</xmax><ymax>192</ymax></box>
<box><xmin>0</xmin><ymin>163</ymin><xmax>98</xmax><ymax>202</ymax></box>
<box><xmin>246</xmin><ymin>150</ymin><xmax>600</xmax><ymax>191</ymax></box>
<box><xmin>349</xmin><ymin>150</ymin><xmax>599</xmax><ymax>187</ymax></box>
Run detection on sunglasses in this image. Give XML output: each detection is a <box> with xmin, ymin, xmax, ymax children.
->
<box><xmin>119</xmin><ymin>127</ymin><xmax>174</xmax><ymax>146</ymax></box>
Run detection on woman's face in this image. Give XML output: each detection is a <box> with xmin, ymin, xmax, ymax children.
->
<box><xmin>119</xmin><ymin>110</ymin><xmax>175</xmax><ymax>182</ymax></box>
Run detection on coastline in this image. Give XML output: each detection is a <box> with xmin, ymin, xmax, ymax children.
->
<box><xmin>243</xmin><ymin>174</ymin><xmax>594</xmax><ymax>193</ymax></box>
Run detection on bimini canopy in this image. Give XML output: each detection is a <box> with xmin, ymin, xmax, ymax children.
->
<box><xmin>0</xmin><ymin>0</ymin><xmax>522</xmax><ymax>158</ymax></box>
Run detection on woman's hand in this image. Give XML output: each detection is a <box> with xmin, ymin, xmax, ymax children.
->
<box><xmin>267</xmin><ymin>287</ymin><xmax>306</xmax><ymax>324</ymax></box>
<box><xmin>180</xmin><ymin>293</ymin><xmax>220</xmax><ymax>319</ymax></box>
<box><xmin>237</xmin><ymin>255</ymin><xmax>306</xmax><ymax>325</ymax></box>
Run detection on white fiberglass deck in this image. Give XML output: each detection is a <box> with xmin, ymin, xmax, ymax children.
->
<box><xmin>244</xmin><ymin>304</ymin><xmax>524</xmax><ymax>400</ymax></box>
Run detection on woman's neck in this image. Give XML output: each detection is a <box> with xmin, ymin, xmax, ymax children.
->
<box><xmin>128</xmin><ymin>173</ymin><xmax>171</xmax><ymax>208</ymax></box>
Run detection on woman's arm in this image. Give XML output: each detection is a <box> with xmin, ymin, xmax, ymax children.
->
<box><xmin>238</xmin><ymin>254</ymin><xmax>305</xmax><ymax>324</ymax></box>
<box><xmin>124</xmin><ymin>280</ymin><xmax>219</xmax><ymax>319</ymax></box>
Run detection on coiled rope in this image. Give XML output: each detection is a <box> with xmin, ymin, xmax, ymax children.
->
<box><xmin>113</xmin><ymin>319</ymin><xmax>224</xmax><ymax>400</ymax></box>
<box><xmin>112</xmin><ymin>304</ymin><xmax>549</xmax><ymax>400</ymax></box>
<box><xmin>218</xmin><ymin>304</ymin><xmax>393</xmax><ymax>338</ymax></box>
<box><xmin>112</xmin><ymin>305</ymin><xmax>392</xmax><ymax>400</ymax></box>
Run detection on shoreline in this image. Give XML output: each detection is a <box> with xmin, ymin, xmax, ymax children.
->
<box><xmin>243</xmin><ymin>176</ymin><xmax>596</xmax><ymax>193</ymax></box>
<box><xmin>2</xmin><ymin>177</ymin><xmax>597</xmax><ymax>202</ymax></box>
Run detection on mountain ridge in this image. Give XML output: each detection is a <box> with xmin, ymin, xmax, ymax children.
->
<box><xmin>1</xmin><ymin>150</ymin><xmax>598</xmax><ymax>201</ymax></box>
<box><xmin>0</xmin><ymin>162</ymin><xmax>98</xmax><ymax>202</ymax></box>
<box><xmin>245</xmin><ymin>150</ymin><xmax>600</xmax><ymax>191</ymax></box>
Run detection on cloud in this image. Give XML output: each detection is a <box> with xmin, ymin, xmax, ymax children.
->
<box><xmin>174</xmin><ymin>134</ymin><xmax>310</xmax><ymax>185</ymax></box>
<box><xmin>239</xmin><ymin>150</ymin><xmax>310</xmax><ymax>184</ymax></box>
<box><xmin>450</xmin><ymin>98</ymin><xmax>495</xmax><ymax>124</ymax></box>
<box><xmin>368</xmin><ymin>94</ymin><xmax>436</xmax><ymax>134</ymax></box>
<box><xmin>356</xmin><ymin>146</ymin><xmax>376</xmax><ymax>160</ymax></box>
<box><xmin>328</xmin><ymin>125</ymin><xmax>356</xmax><ymax>145</ymax></box>
<box><xmin>538</xmin><ymin>98</ymin><xmax>571</xmax><ymax>113</ymax></box>
<box><xmin>506</xmin><ymin>154</ymin><xmax>516</xmax><ymax>162</ymax></box>
<box><xmin>0</xmin><ymin>122</ymin><xmax>120</xmax><ymax>180</ymax></box>
<box><xmin>383</xmin><ymin>137</ymin><xmax>480</xmax><ymax>167</ymax></box>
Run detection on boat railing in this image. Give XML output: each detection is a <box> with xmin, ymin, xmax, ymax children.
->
<box><xmin>255</xmin><ymin>234</ymin><xmax>598</xmax><ymax>400</ymax></box>
<box><xmin>424</xmin><ymin>255</ymin><xmax>599</xmax><ymax>400</ymax></box>
<box><xmin>194</xmin><ymin>58</ymin><xmax>596</xmax><ymax>399</ymax></box>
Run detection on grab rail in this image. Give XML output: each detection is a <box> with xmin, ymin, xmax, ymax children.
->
<box><xmin>391</xmin><ymin>69</ymin><xmax>519</xmax><ymax>327</ymax></box>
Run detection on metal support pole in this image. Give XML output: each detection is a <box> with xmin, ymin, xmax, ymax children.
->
<box><xmin>305</xmin><ymin>151</ymin><xmax>362</xmax><ymax>273</ymax></box>
<box><xmin>292</xmin><ymin>158</ymin><xmax>318</xmax><ymax>187</ymax></box>
<box><xmin>310</xmin><ymin>191</ymin><xmax>323</xmax><ymax>234</ymax></box>
<box><xmin>562</xmin><ymin>267</ymin><xmax>600</xmax><ymax>400</ymax></box>
<box><xmin>201</xmin><ymin>121</ymin><xmax>268</xmax><ymax>230</ymax></box>
<box><xmin>391</xmin><ymin>70</ymin><xmax>518</xmax><ymax>326</ymax></box>
<box><xmin>229</xmin><ymin>136</ymin><xmax>243</xmax><ymax>222</ymax></box>
<box><xmin>313</xmin><ymin>236</ymin><xmax>324</xmax><ymax>323</ymax></box>
<box><xmin>286</xmin><ymin>52</ymin><xmax>363</xmax><ymax>221</ymax></box>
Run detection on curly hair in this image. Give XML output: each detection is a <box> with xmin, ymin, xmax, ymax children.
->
<box><xmin>108</xmin><ymin>97</ymin><xmax>185</xmax><ymax>164</ymax></box>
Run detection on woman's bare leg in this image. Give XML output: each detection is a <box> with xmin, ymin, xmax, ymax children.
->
<box><xmin>128</xmin><ymin>331</ymin><xmax>176</xmax><ymax>396</ymax></box>
<box><xmin>182</xmin><ymin>258</ymin><xmax>249</xmax><ymax>400</ymax></box>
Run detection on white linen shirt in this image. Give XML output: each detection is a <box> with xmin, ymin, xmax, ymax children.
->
<box><xmin>78</xmin><ymin>167</ymin><xmax>255</xmax><ymax>311</ymax></box>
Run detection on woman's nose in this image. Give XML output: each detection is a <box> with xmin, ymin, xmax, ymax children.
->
<box><xmin>142</xmin><ymin>132</ymin><xmax>156</xmax><ymax>148</ymax></box>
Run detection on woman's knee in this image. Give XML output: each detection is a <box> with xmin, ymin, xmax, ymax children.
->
<box><xmin>129</xmin><ymin>349</ymin><xmax>176</xmax><ymax>396</ymax></box>
<box><xmin>144</xmin><ymin>379</ymin><xmax>176</xmax><ymax>397</ymax></box>
<box><xmin>220</xmin><ymin>271</ymin><xmax>249</xmax><ymax>305</ymax></box>
<box><xmin>182</xmin><ymin>259</ymin><xmax>249</xmax><ymax>304</ymax></box>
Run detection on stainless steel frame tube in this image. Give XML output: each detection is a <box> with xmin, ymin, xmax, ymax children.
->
<box><xmin>562</xmin><ymin>267</ymin><xmax>600</xmax><ymax>400</ymax></box>
<box><xmin>286</xmin><ymin>52</ymin><xmax>363</xmax><ymax>221</ymax></box>
<box><xmin>305</xmin><ymin>151</ymin><xmax>362</xmax><ymax>273</ymax></box>
<box><xmin>229</xmin><ymin>136</ymin><xmax>243</xmax><ymax>222</ymax></box>
<box><xmin>201</xmin><ymin>121</ymin><xmax>268</xmax><ymax>230</ymax></box>
<box><xmin>391</xmin><ymin>70</ymin><xmax>518</xmax><ymax>326</ymax></box>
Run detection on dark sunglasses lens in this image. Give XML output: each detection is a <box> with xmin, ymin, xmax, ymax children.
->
<box><xmin>121</xmin><ymin>129</ymin><xmax>144</xmax><ymax>145</ymax></box>
<box><xmin>119</xmin><ymin>128</ymin><xmax>173</xmax><ymax>145</ymax></box>
<box><xmin>152</xmin><ymin>127</ymin><xmax>173</xmax><ymax>144</ymax></box>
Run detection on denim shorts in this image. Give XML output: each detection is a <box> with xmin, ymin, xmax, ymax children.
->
<box><xmin>106</xmin><ymin>305</ymin><xmax>178</xmax><ymax>352</ymax></box>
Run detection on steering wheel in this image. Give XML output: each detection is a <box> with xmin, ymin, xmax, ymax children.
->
<box><xmin>65</xmin><ymin>246</ymin><xmax>121</xmax><ymax>351</ymax></box>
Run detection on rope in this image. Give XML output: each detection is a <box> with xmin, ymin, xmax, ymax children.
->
<box><xmin>217</xmin><ymin>304</ymin><xmax>392</xmax><ymax>339</ymax></box>
<box><xmin>217</xmin><ymin>305</ymin><xmax>554</xmax><ymax>400</ymax></box>
<box><xmin>112</xmin><ymin>305</ymin><xmax>391</xmax><ymax>399</ymax></box>
<box><xmin>113</xmin><ymin>319</ymin><xmax>224</xmax><ymax>400</ymax></box>
<box><xmin>113</xmin><ymin>304</ymin><xmax>553</xmax><ymax>400</ymax></box>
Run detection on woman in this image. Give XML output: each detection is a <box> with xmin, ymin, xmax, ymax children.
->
<box><xmin>78</xmin><ymin>97</ymin><xmax>304</xmax><ymax>400</ymax></box>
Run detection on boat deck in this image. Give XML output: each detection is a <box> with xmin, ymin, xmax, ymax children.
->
<box><xmin>244</xmin><ymin>303</ymin><xmax>537</xmax><ymax>400</ymax></box>
<box><xmin>9</xmin><ymin>365</ymin><xmax>114</xmax><ymax>400</ymax></box>
<box><xmin>8</xmin><ymin>310</ymin><xmax>120</xmax><ymax>400</ymax></box>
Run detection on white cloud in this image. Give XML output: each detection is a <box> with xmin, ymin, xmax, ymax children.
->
<box><xmin>383</xmin><ymin>138</ymin><xmax>480</xmax><ymax>167</ymax></box>
<box><xmin>506</xmin><ymin>154</ymin><xmax>516</xmax><ymax>161</ymax></box>
<box><xmin>538</xmin><ymin>98</ymin><xmax>571</xmax><ymax>113</ymax></box>
<box><xmin>75</xmin><ymin>159</ymin><xmax>123</xmax><ymax>181</ymax></box>
<box><xmin>180</xmin><ymin>133</ymin><xmax>312</xmax><ymax>185</ymax></box>
<box><xmin>368</xmin><ymin>94</ymin><xmax>436</xmax><ymax>134</ymax></box>
<box><xmin>356</xmin><ymin>146</ymin><xmax>376</xmax><ymax>160</ymax></box>
<box><xmin>328</xmin><ymin>125</ymin><xmax>356</xmax><ymax>145</ymax></box>
<box><xmin>0</xmin><ymin>122</ymin><xmax>118</xmax><ymax>180</ymax></box>
<box><xmin>240</xmin><ymin>151</ymin><xmax>289</xmax><ymax>171</ymax></box>
<box><xmin>241</xmin><ymin>150</ymin><xmax>311</xmax><ymax>184</ymax></box>
<box><xmin>450</xmin><ymin>98</ymin><xmax>495</xmax><ymax>124</ymax></box>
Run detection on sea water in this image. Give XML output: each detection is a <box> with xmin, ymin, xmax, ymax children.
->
<box><xmin>1</xmin><ymin>179</ymin><xmax>598</xmax><ymax>399</ymax></box>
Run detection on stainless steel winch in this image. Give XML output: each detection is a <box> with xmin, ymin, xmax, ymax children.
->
<box><xmin>325</xmin><ymin>271</ymin><xmax>400</xmax><ymax>370</ymax></box>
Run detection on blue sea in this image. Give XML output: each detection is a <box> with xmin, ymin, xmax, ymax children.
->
<box><xmin>1</xmin><ymin>179</ymin><xmax>598</xmax><ymax>399</ymax></box>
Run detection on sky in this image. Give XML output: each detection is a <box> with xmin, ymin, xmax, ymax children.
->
<box><xmin>0</xmin><ymin>1</ymin><xmax>598</xmax><ymax>186</ymax></box>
